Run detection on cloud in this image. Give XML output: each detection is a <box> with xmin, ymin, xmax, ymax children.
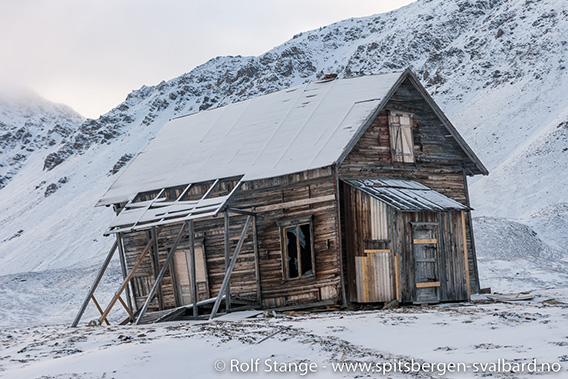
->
<box><xmin>0</xmin><ymin>0</ymin><xmax>414</xmax><ymax>118</ymax></box>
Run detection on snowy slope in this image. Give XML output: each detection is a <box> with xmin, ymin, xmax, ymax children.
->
<box><xmin>0</xmin><ymin>0</ymin><xmax>567</xmax><ymax>328</ymax></box>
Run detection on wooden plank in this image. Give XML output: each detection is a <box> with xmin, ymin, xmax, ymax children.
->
<box><xmin>252</xmin><ymin>194</ymin><xmax>335</xmax><ymax>212</ymax></box>
<box><xmin>99</xmin><ymin>235</ymin><xmax>156</xmax><ymax>325</ymax></box>
<box><xmin>117</xmin><ymin>233</ymin><xmax>134</xmax><ymax>313</ymax></box>
<box><xmin>413</xmin><ymin>238</ymin><xmax>437</xmax><ymax>244</ymax></box>
<box><xmin>252</xmin><ymin>215</ymin><xmax>262</xmax><ymax>305</ymax></box>
<box><xmin>364</xmin><ymin>249</ymin><xmax>391</xmax><ymax>254</ymax></box>
<box><xmin>361</xmin><ymin>256</ymin><xmax>368</xmax><ymax>302</ymax></box>
<box><xmin>333</xmin><ymin>169</ymin><xmax>348</xmax><ymax>307</ymax></box>
<box><xmin>71</xmin><ymin>240</ymin><xmax>117</xmax><ymax>327</ymax></box>
<box><xmin>461</xmin><ymin>211</ymin><xmax>471</xmax><ymax>299</ymax></box>
<box><xmin>151</xmin><ymin>227</ymin><xmax>164</xmax><ymax>310</ymax></box>
<box><xmin>416</xmin><ymin>282</ymin><xmax>441</xmax><ymax>288</ymax></box>
<box><xmin>91</xmin><ymin>295</ymin><xmax>110</xmax><ymax>326</ymax></box>
<box><xmin>134</xmin><ymin>224</ymin><xmax>186</xmax><ymax>325</ymax></box>
<box><xmin>210</xmin><ymin>216</ymin><xmax>252</xmax><ymax>319</ymax></box>
<box><xmin>394</xmin><ymin>254</ymin><xmax>401</xmax><ymax>302</ymax></box>
<box><xmin>188</xmin><ymin>220</ymin><xmax>198</xmax><ymax>317</ymax></box>
<box><xmin>118</xmin><ymin>296</ymin><xmax>135</xmax><ymax>321</ymax></box>
<box><xmin>224</xmin><ymin>211</ymin><xmax>231</xmax><ymax>311</ymax></box>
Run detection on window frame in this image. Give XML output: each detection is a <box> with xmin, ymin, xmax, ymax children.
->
<box><xmin>277</xmin><ymin>215</ymin><xmax>316</xmax><ymax>281</ymax></box>
<box><xmin>388</xmin><ymin>110</ymin><xmax>415</xmax><ymax>163</ymax></box>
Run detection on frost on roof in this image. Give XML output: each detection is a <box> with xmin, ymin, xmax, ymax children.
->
<box><xmin>97</xmin><ymin>72</ymin><xmax>404</xmax><ymax>206</ymax></box>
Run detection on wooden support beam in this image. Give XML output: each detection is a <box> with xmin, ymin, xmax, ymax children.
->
<box><xmin>91</xmin><ymin>295</ymin><xmax>110</xmax><ymax>326</ymax></box>
<box><xmin>394</xmin><ymin>254</ymin><xmax>401</xmax><ymax>302</ymax></box>
<box><xmin>210</xmin><ymin>216</ymin><xmax>252</xmax><ymax>320</ymax></box>
<box><xmin>116</xmin><ymin>233</ymin><xmax>134</xmax><ymax>313</ymax></box>
<box><xmin>227</xmin><ymin>208</ymin><xmax>256</xmax><ymax>216</ymax></box>
<box><xmin>188</xmin><ymin>220</ymin><xmax>198</xmax><ymax>317</ymax></box>
<box><xmin>413</xmin><ymin>238</ymin><xmax>437</xmax><ymax>244</ymax></box>
<box><xmin>71</xmin><ymin>240</ymin><xmax>117</xmax><ymax>327</ymax></box>
<box><xmin>364</xmin><ymin>249</ymin><xmax>391</xmax><ymax>254</ymax></box>
<box><xmin>333</xmin><ymin>169</ymin><xmax>348</xmax><ymax>308</ymax></box>
<box><xmin>98</xmin><ymin>232</ymin><xmax>158</xmax><ymax>325</ymax></box>
<box><xmin>134</xmin><ymin>223</ymin><xmax>186</xmax><ymax>325</ymax></box>
<box><xmin>224</xmin><ymin>211</ymin><xmax>231</xmax><ymax>312</ymax></box>
<box><xmin>252</xmin><ymin>195</ymin><xmax>335</xmax><ymax>213</ymax></box>
<box><xmin>416</xmin><ymin>282</ymin><xmax>441</xmax><ymax>288</ymax></box>
<box><xmin>463</xmin><ymin>170</ymin><xmax>480</xmax><ymax>293</ymax></box>
<box><xmin>461</xmin><ymin>211</ymin><xmax>471</xmax><ymax>299</ymax></box>
<box><xmin>151</xmin><ymin>226</ymin><xmax>164</xmax><ymax>310</ymax></box>
<box><xmin>252</xmin><ymin>215</ymin><xmax>262</xmax><ymax>305</ymax></box>
<box><xmin>118</xmin><ymin>296</ymin><xmax>135</xmax><ymax>321</ymax></box>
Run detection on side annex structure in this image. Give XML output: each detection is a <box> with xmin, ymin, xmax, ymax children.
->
<box><xmin>72</xmin><ymin>69</ymin><xmax>488</xmax><ymax>326</ymax></box>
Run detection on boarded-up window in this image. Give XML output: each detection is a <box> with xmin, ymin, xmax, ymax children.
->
<box><xmin>388</xmin><ymin>111</ymin><xmax>414</xmax><ymax>163</ymax></box>
<box><xmin>173</xmin><ymin>243</ymin><xmax>209</xmax><ymax>306</ymax></box>
<box><xmin>279</xmin><ymin>217</ymin><xmax>315</xmax><ymax>280</ymax></box>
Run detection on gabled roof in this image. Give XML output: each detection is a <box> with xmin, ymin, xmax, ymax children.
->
<box><xmin>344</xmin><ymin>178</ymin><xmax>469</xmax><ymax>212</ymax></box>
<box><xmin>97</xmin><ymin>69</ymin><xmax>487</xmax><ymax>207</ymax></box>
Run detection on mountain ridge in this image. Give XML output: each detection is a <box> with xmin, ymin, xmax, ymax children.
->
<box><xmin>0</xmin><ymin>0</ymin><xmax>566</xmax><ymax>277</ymax></box>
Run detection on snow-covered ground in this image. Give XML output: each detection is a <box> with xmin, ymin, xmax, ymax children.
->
<box><xmin>1</xmin><ymin>225</ymin><xmax>567</xmax><ymax>378</ymax></box>
<box><xmin>1</xmin><ymin>0</ymin><xmax>568</xmax><ymax>377</ymax></box>
<box><xmin>1</xmin><ymin>289</ymin><xmax>567</xmax><ymax>378</ymax></box>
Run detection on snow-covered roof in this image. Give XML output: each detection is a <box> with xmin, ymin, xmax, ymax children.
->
<box><xmin>345</xmin><ymin>178</ymin><xmax>469</xmax><ymax>212</ymax></box>
<box><xmin>97</xmin><ymin>72</ymin><xmax>405</xmax><ymax>206</ymax></box>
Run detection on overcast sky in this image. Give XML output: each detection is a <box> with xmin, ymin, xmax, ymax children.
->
<box><xmin>1</xmin><ymin>0</ymin><xmax>415</xmax><ymax>119</ymax></box>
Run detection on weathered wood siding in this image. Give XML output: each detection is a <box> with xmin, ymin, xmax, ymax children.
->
<box><xmin>393</xmin><ymin>211</ymin><xmax>468</xmax><ymax>303</ymax></box>
<box><xmin>341</xmin><ymin>183</ymin><xmax>396</xmax><ymax>302</ymax></box>
<box><xmin>339</xmin><ymin>76</ymin><xmax>479</xmax><ymax>293</ymax></box>
<box><xmin>121</xmin><ymin>167</ymin><xmax>342</xmax><ymax>311</ymax></box>
<box><xmin>232</xmin><ymin>167</ymin><xmax>341</xmax><ymax>308</ymax></box>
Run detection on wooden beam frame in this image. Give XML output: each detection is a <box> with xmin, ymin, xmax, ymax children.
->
<box><xmin>461</xmin><ymin>211</ymin><xmax>471</xmax><ymax>299</ymax></box>
<box><xmin>116</xmin><ymin>233</ymin><xmax>134</xmax><ymax>313</ymax></box>
<box><xmin>71</xmin><ymin>240</ymin><xmax>117</xmax><ymax>327</ymax></box>
<box><xmin>188</xmin><ymin>220</ymin><xmax>198</xmax><ymax>317</ymax></box>
<box><xmin>252</xmin><ymin>215</ymin><xmax>262</xmax><ymax>305</ymax></box>
<box><xmin>224</xmin><ymin>211</ymin><xmax>231</xmax><ymax>311</ymax></box>
<box><xmin>98</xmin><ymin>231</ymin><xmax>160</xmax><ymax>325</ymax></box>
<box><xmin>134</xmin><ymin>223</ymin><xmax>186</xmax><ymax>325</ymax></box>
<box><xmin>210</xmin><ymin>215</ymin><xmax>252</xmax><ymax>320</ymax></box>
<box><xmin>252</xmin><ymin>195</ymin><xmax>335</xmax><ymax>213</ymax></box>
<box><xmin>150</xmin><ymin>227</ymin><xmax>164</xmax><ymax>310</ymax></box>
<box><xmin>90</xmin><ymin>295</ymin><xmax>110</xmax><ymax>326</ymax></box>
<box><xmin>416</xmin><ymin>282</ymin><xmax>440</xmax><ymax>288</ymax></box>
<box><xmin>333</xmin><ymin>168</ymin><xmax>348</xmax><ymax>307</ymax></box>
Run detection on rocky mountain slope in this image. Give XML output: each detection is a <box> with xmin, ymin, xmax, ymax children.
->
<box><xmin>0</xmin><ymin>0</ymin><xmax>566</xmax><ymax>304</ymax></box>
<box><xmin>0</xmin><ymin>87</ymin><xmax>84</xmax><ymax>189</ymax></box>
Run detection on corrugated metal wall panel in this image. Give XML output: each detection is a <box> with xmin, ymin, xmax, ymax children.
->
<box><xmin>355</xmin><ymin>252</ymin><xmax>395</xmax><ymax>302</ymax></box>
<box><xmin>370</xmin><ymin>197</ymin><xmax>389</xmax><ymax>240</ymax></box>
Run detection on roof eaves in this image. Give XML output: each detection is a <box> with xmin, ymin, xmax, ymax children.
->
<box><xmin>334</xmin><ymin>70</ymin><xmax>408</xmax><ymax>166</ymax></box>
<box><xmin>404</xmin><ymin>70</ymin><xmax>489</xmax><ymax>176</ymax></box>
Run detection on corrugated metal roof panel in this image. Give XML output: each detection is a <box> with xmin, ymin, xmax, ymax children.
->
<box><xmin>345</xmin><ymin>178</ymin><xmax>469</xmax><ymax>212</ymax></box>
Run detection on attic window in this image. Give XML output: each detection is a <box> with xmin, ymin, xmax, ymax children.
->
<box><xmin>279</xmin><ymin>217</ymin><xmax>315</xmax><ymax>280</ymax></box>
<box><xmin>388</xmin><ymin>111</ymin><xmax>415</xmax><ymax>163</ymax></box>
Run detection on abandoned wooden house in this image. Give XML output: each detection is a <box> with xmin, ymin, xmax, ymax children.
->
<box><xmin>72</xmin><ymin>68</ymin><xmax>488</xmax><ymax>326</ymax></box>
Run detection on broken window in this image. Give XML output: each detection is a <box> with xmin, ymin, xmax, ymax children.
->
<box><xmin>388</xmin><ymin>111</ymin><xmax>415</xmax><ymax>163</ymax></box>
<box><xmin>280</xmin><ymin>218</ymin><xmax>315</xmax><ymax>280</ymax></box>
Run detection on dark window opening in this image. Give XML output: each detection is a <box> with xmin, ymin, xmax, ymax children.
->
<box><xmin>282</xmin><ymin>221</ymin><xmax>314</xmax><ymax>279</ymax></box>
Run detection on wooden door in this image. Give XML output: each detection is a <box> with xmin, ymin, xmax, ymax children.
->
<box><xmin>173</xmin><ymin>244</ymin><xmax>209</xmax><ymax>306</ymax></box>
<box><xmin>412</xmin><ymin>223</ymin><xmax>440</xmax><ymax>304</ymax></box>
